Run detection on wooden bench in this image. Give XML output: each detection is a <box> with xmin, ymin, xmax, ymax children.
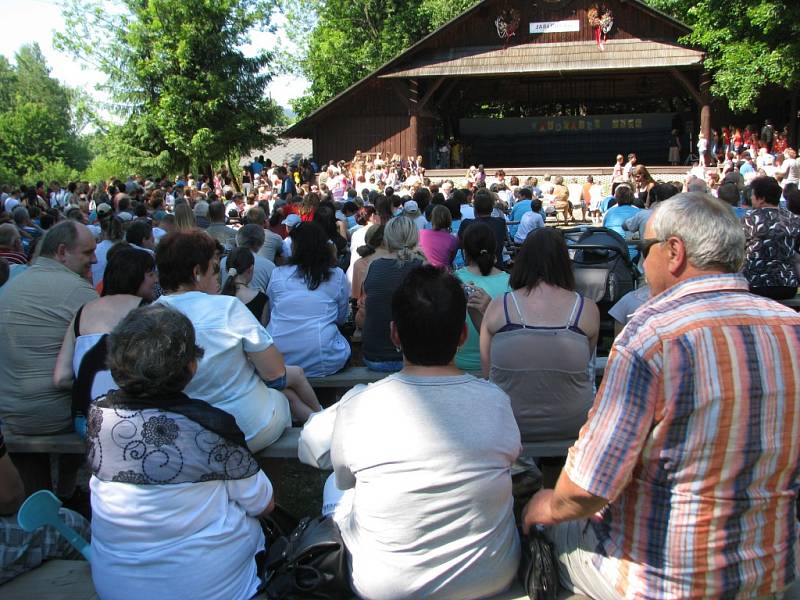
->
<box><xmin>308</xmin><ymin>359</ymin><xmax>607</xmax><ymax>390</ymax></box>
<box><xmin>0</xmin><ymin>560</ymin><xmax>590</xmax><ymax>600</ymax></box>
<box><xmin>5</xmin><ymin>359</ymin><xmax>609</xmax><ymax>461</ymax></box>
<box><xmin>12</xmin><ymin>555</ymin><xmax>800</xmax><ymax>599</ymax></box>
<box><xmin>780</xmin><ymin>296</ymin><xmax>800</xmax><ymax>310</ymax></box>
<box><xmin>6</xmin><ymin>427</ymin><xmax>575</xmax><ymax>460</ymax></box>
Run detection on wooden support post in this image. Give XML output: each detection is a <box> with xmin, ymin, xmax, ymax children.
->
<box><xmin>671</xmin><ymin>68</ymin><xmax>713</xmax><ymax>164</ymax></box>
<box><xmin>790</xmin><ymin>89</ymin><xmax>798</xmax><ymax>149</ymax></box>
<box><xmin>699</xmin><ymin>71</ymin><xmax>713</xmax><ymax>163</ymax></box>
<box><xmin>408</xmin><ymin>78</ymin><xmax>420</xmax><ymax>157</ymax></box>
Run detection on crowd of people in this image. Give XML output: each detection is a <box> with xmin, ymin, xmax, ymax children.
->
<box><xmin>1</xmin><ymin>138</ymin><xmax>800</xmax><ymax>599</ymax></box>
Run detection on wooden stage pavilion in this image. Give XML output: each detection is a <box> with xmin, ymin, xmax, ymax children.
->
<box><xmin>283</xmin><ymin>0</ymin><xmax>721</xmax><ymax>168</ymax></box>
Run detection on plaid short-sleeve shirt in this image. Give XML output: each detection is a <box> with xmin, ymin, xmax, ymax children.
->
<box><xmin>567</xmin><ymin>274</ymin><xmax>800</xmax><ymax>599</ymax></box>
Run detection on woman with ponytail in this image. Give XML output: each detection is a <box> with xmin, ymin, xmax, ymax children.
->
<box><xmin>356</xmin><ymin>216</ymin><xmax>426</xmax><ymax>372</ymax></box>
<box><xmin>221</xmin><ymin>247</ymin><xmax>267</xmax><ymax>325</ymax></box>
<box><xmin>453</xmin><ymin>223</ymin><xmax>510</xmax><ymax>370</ymax></box>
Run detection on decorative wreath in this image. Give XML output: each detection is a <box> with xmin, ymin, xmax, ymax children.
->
<box><xmin>599</xmin><ymin>9</ymin><xmax>614</xmax><ymax>33</ymax></box>
<box><xmin>495</xmin><ymin>8</ymin><xmax>521</xmax><ymax>41</ymax></box>
<box><xmin>587</xmin><ymin>5</ymin><xmax>613</xmax><ymax>49</ymax></box>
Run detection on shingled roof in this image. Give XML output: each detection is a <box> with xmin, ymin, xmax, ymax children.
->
<box><xmin>283</xmin><ymin>0</ymin><xmax>698</xmax><ymax>138</ymax></box>
<box><xmin>380</xmin><ymin>39</ymin><xmax>703</xmax><ymax>79</ymax></box>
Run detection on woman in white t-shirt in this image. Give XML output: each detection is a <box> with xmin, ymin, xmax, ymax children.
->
<box><xmin>780</xmin><ymin>148</ymin><xmax>800</xmax><ymax>187</ymax></box>
<box><xmin>154</xmin><ymin>230</ymin><xmax>300</xmax><ymax>451</ymax></box>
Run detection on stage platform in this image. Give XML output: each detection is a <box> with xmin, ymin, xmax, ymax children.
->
<box><xmin>423</xmin><ymin>165</ymin><xmax>695</xmax><ymax>194</ymax></box>
<box><xmin>425</xmin><ymin>165</ymin><xmax>690</xmax><ymax>179</ymax></box>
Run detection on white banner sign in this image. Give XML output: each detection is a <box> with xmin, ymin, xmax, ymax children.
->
<box><xmin>529</xmin><ymin>20</ymin><xmax>580</xmax><ymax>34</ymax></box>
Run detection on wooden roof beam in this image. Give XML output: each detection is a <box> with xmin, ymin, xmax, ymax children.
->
<box><xmin>434</xmin><ymin>79</ymin><xmax>461</xmax><ymax>110</ymax></box>
<box><xmin>669</xmin><ymin>68</ymin><xmax>702</xmax><ymax>105</ymax></box>
<box><xmin>389</xmin><ymin>80</ymin><xmax>412</xmax><ymax>111</ymax></box>
<box><xmin>418</xmin><ymin>78</ymin><xmax>445</xmax><ymax>111</ymax></box>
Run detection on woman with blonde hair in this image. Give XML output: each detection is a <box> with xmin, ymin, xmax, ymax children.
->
<box><xmin>174</xmin><ymin>203</ymin><xmax>197</xmax><ymax>231</ymax></box>
<box><xmin>632</xmin><ymin>164</ymin><xmax>656</xmax><ymax>204</ymax></box>
<box><xmin>299</xmin><ymin>191</ymin><xmax>320</xmax><ymax>222</ymax></box>
<box><xmin>356</xmin><ymin>216</ymin><xmax>425</xmax><ymax>372</ymax></box>
<box><xmin>779</xmin><ymin>148</ymin><xmax>800</xmax><ymax>187</ymax></box>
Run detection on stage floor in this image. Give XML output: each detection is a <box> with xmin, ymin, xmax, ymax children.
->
<box><xmin>423</xmin><ymin>165</ymin><xmax>694</xmax><ymax>193</ymax></box>
<box><xmin>425</xmin><ymin>165</ymin><xmax>691</xmax><ymax>178</ymax></box>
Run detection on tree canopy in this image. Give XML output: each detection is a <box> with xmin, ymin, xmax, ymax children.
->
<box><xmin>56</xmin><ymin>0</ymin><xmax>284</xmax><ymax>175</ymax></box>
<box><xmin>645</xmin><ymin>0</ymin><xmax>800</xmax><ymax>112</ymax></box>
<box><xmin>282</xmin><ymin>0</ymin><xmax>479</xmax><ymax>119</ymax></box>
<box><xmin>0</xmin><ymin>44</ymin><xmax>90</xmax><ymax>185</ymax></box>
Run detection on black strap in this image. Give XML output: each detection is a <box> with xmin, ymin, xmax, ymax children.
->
<box><xmin>73</xmin><ymin>305</ymin><xmax>85</xmax><ymax>337</ymax></box>
<box><xmin>71</xmin><ymin>334</ymin><xmax>109</xmax><ymax>418</ymax></box>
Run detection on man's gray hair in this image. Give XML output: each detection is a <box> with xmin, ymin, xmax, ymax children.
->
<box><xmin>12</xmin><ymin>206</ymin><xmax>29</xmax><ymax>226</ymax></box>
<box><xmin>236</xmin><ymin>223</ymin><xmax>265</xmax><ymax>250</ymax></box>
<box><xmin>0</xmin><ymin>224</ymin><xmax>20</xmax><ymax>248</ymax></box>
<box><xmin>39</xmin><ymin>221</ymin><xmax>83</xmax><ymax>258</ymax></box>
<box><xmin>686</xmin><ymin>176</ymin><xmax>708</xmax><ymax>194</ymax></box>
<box><xmin>651</xmin><ymin>192</ymin><xmax>744</xmax><ymax>273</ymax></box>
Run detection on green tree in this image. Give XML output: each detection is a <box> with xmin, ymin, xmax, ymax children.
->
<box><xmin>0</xmin><ymin>43</ymin><xmax>92</xmax><ymax>184</ymax></box>
<box><xmin>283</xmin><ymin>0</ymin><xmax>478</xmax><ymax>119</ymax></box>
<box><xmin>645</xmin><ymin>0</ymin><xmax>800</xmax><ymax>112</ymax></box>
<box><xmin>56</xmin><ymin>0</ymin><xmax>283</xmax><ymax>175</ymax></box>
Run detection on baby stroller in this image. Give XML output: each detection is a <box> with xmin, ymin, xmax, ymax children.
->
<box><xmin>564</xmin><ymin>226</ymin><xmax>638</xmax><ymax>305</ymax></box>
<box><xmin>564</xmin><ymin>226</ymin><xmax>640</xmax><ymax>349</ymax></box>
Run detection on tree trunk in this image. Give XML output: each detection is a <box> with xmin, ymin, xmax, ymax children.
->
<box><xmin>227</xmin><ymin>154</ymin><xmax>241</xmax><ymax>193</ymax></box>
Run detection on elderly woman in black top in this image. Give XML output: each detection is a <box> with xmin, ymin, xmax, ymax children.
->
<box><xmin>743</xmin><ymin>176</ymin><xmax>800</xmax><ymax>300</ymax></box>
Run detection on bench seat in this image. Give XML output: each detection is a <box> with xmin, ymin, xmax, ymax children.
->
<box><xmin>10</xmin><ymin>558</ymin><xmax>800</xmax><ymax>599</ymax></box>
<box><xmin>309</xmin><ymin>358</ymin><xmax>607</xmax><ymax>390</ymax></box>
<box><xmin>5</xmin><ymin>359</ymin><xmax>608</xmax><ymax>459</ymax></box>
<box><xmin>0</xmin><ymin>560</ymin><xmax>590</xmax><ymax>600</ymax></box>
<box><xmin>7</xmin><ymin>427</ymin><xmax>575</xmax><ymax>460</ymax></box>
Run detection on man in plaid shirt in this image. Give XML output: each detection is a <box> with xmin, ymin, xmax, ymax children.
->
<box><xmin>0</xmin><ymin>420</ymin><xmax>90</xmax><ymax>584</ymax></box>
<box><xmin>524</xmin><ymin>193</ymin><xmax>800</xmax><ymax>599</ymax></box>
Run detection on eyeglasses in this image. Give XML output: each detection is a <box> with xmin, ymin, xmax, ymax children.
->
<box><xmin>640</xmin><ymin>238</ymin><xmax>664</xmax><ymax>260</ymax></box>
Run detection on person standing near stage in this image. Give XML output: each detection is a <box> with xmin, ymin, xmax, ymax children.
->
<box><xmin>622</xmin><ymin>153</ymin><xmax>637</xmax><ymax>183</ymax></box>
<box><xmin>668</xmin><ymin>129</ymin><xmax>682</xmax><ymax>165</ymax></box>
<box><xmin>611</xmin><ymin>154</ymin><xmax>625</xmax><ymax>194</ymax></box>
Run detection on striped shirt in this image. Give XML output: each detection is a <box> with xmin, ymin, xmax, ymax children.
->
<box><xmin>566</xmin><ymin>273</ymin><xmax>800</xmax><ymax>599</ymax></box>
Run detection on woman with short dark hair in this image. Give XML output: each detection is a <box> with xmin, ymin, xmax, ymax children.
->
<box><xmin>743</xmin><ymin>176</ymin><xmax>800</xmax><ymax>299</ymax></box>
<box><xmin>155</xmin><ymin>231</ymin><xmax>318</xmax><ymax>450</ymax></box>
<box><xmin>88</xmin><ymin>305</ymin><xmax>275</xmax><ymax>600</ymax></box>
<box><xmin>323</xmin><ymin>266</ymin><xmax>521</xmax><ymax>599</ymax></box>
<box><xmin>54</xmin><ymin>247</ymin><xmax>158</xmax><ymax>437</ymax></box>
<box><xmin>479</xmin><ymin>227</ymin><xmax>599</xmax><ymax>441</ymax></box>
<box><xmin>266</xmin><ymin>222</ymin><xmax>350</xmax><ymax>378</ymax></box>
